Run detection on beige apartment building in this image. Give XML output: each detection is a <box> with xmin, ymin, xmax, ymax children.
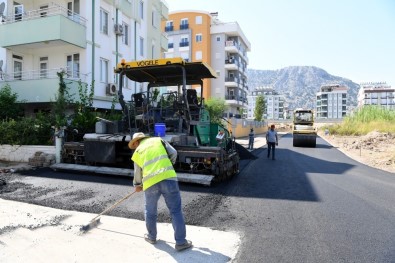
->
<box><xmin>162</xmin><ymin>11</ymin><xmax>251</xmax><ymax>118</ymax></box>
<box><xmin>357</xmin><ymin>82</ymin><xmax>395</xmax><ymax>110</ymax></box>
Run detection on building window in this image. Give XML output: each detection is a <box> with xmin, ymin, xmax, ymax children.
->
<box><xmin>13</xmin><ymin>54</ymin><xmax>23</xmax><ymax>80</ymax></box>
<box><xmin>140</xmin><ymin>37</ymin><xmax>144</xmax><ymax>56</ymax></box>
<box><xmin>39</xmin><ymin>57</ymin><xmax>48</xmax><ymax>79</ymax></box>
<box><xmin>196</xmin><ymin>16</ymin><xmax>202</xmax><ymax>24</ymax></box>
<box><xmin>180</xmin><ymin>18</ymin><xmax>189</xmax><ymax>30</ymax></box>
<box><xmin>180</xmin><ymin>37</ymin><xmax>189</xmax><ymax>47</ymax></box>
<box><xmin>122</xmin><ymin>23</ymin><xmax>129</xmax><ymax>45</ymax></box>
<box><xmin>195</xmin><ymin>34</ymin><xmax>202</xmax><ymax>42</ymax></box>
<box><xmin>100</xmin><ymin>58</ymin><xmax>109</xmax><ymax>83</ymax></box>
<box><xmin>216</xmin><ymin>36</ymin><xmax>221</xmax><ymax>42</ymax></box>
<box><xmin>66</xmin><ymin>53</ymin><xmax>80</xmax><ymax>78</ymax></box>
<box><xmin>122</xmin><ymin>75</ymin><xmax>129</xmax><ymax>89</ymax></box>
<box><xmin>100</xmin><ymin>9</ymin><xmax>108</xmax><ymax>35</ymax></box>
<box><xmin>195</xmin><ymin>51</ymin><xmax>202</xmax><ymax>60</ymax></box>
<box><xmin>168</xmin><ymin>36</ymin><xmax>173</xmax><ymax>49</ymax></box>
<box><xmin>14</xmin><ymin>5</ymin><xmax>23</xmax><ymax>21</ymax></box>
<box><xmin>165</xmin><ymin>21</ymin><xmax>173</xmax><ymax>32</ymax></box>
<box><xmin>39</xmin><ymin>5</ymin><xmax>48</xmax><ymax>17</ymax></box>
<box><xmin>139</xmin><ymin>1</ymin><xmax>144</xmax><ymax>20</ymax></box>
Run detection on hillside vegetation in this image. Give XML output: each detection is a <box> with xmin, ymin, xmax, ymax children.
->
<box><xmin>325</xmin><ymin>106</ymin><xmax>395</xmax><ymax>135</ymax></box>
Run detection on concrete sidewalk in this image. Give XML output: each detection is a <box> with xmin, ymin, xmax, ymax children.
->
<box><xmin>0</xmin><ymin>199</ymin><xmax>240</xmax><ymax>263</ymax></box>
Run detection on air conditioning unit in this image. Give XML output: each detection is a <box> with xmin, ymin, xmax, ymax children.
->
<box><xmin>114</xmin><ymin>24</ymin><xmax>124</xmax><ymax>35</ymax></box>
<box><xmin>106</xmin><ymin>83</ymin><xmax>117</xmax><ymax>95</ymax></box>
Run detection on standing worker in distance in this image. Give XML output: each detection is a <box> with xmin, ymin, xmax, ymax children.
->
<box><xmin>128</xmin><ymin>132</ymin><xmax>193</xmax><ymax>251</ymax></box>
<box><xmin>266</xmin><ymin>124</ymin><xmax>278</xmax><ymax>160</ymax></box>
<box><xmin>248</xmin><ymin>128</ymin><xmax>255</xmax><ymax>150</ymax></box>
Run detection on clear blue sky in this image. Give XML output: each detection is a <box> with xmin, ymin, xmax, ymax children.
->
<box><xmin>167</xmin><ymin>0</ymin><xmax>395</xmax><ymax>86</ymax></box>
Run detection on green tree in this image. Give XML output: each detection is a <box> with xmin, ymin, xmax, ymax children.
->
<box><xmin>204</xmin><ymin>97</ymin><xmax>227</xmax><ymax>124</ymax></box>
<box><xmin>0</xmin><ymin>84</ymin><xmax>24</xmax><ymax>120</ymax></box>
<box><xmin>254</xmin><ymin>95</ymin><xmax>265</xmax><ymax>121</ymax></box>
<box><xmin>53</xmin><ymin>71</ymin><xmax>74</xmax><ymax>128</ymax></box>
<box><xmin>71</xmin><ymin>80</ymin><xmax>97</xmax><ymax>134</ymax></box>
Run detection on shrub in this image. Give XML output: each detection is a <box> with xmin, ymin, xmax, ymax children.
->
<box><xmin>323</xmin><ymin>106</ymin><xmax>395</xmax><ymax>135</ymax></box>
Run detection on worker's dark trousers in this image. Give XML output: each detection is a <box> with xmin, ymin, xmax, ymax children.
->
<box><xmin>267</xmin><ymin>142</ymin><xmax>276</xmax><ymax>159</ymax></box>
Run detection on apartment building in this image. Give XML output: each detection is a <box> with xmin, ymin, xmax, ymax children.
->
<box><xmin>316</xmin><ymin>84</ymin><xmax>347</xmax><ymax>119</ymax></box>
<box><xmin>357</xmin><ymin>82</ymin><xmax>395</xmax><ymax>110</ymax></box>
<box><xmin>247</xmin><ymin>86</ymin><xmax>286</xmax><ymax>120</ymax></box>
<box><xmin>162</xmin><ymin>11</ymin><xmax>251</xmax><ymax>118</ymax></box>
<box><xmin>0</xmin><ymin>0</ymin><xmax>168</xmax><ymax>115</ymax></box>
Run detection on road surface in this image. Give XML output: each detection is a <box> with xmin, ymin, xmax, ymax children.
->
<box><xmin>1</xmin><ymin>134</ymin><xmax>394</xmax><ymax>262</ymax></box>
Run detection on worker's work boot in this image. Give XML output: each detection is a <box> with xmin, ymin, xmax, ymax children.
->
<box><xmin>144</xmin><ymin>234</ymin><xmax>157</xmax><ymax>244</ymax></box>
<box><xmin>175</xmin><ymin>240</ymin><xmax>193</xmax><ymax>251</ymax></box>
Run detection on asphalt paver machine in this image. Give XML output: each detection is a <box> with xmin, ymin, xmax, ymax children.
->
<box><xmin>52</xmin><ymin>58</ymin><xmax>239</xmax><ymax>185</ymax></box>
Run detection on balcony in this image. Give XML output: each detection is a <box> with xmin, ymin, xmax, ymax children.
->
<box><xmin>179</xmin><ymin>41</ymin><xmax>189</xmax><ymax>47</ymax></box>
<box><xmin>180</xmin><ymin>24</ymin><xmax>189</xmax><ymax>30</ymax></box>
<box><xmin>0</xmin><ymin>6</ymin><xmax>87</xmax><ymax>49</ymax></box>
<box><xmin>225</xmin><ymin>95</ymin><xmax>247</xmax><ymax>107</ymax></box>
<box><xmin>224</xmin><ymin>59</ymin><xmax>238</xmax><ymax>70</ymax></box>
<box><xmin>0</xmin><ymin>68</ymin><xmax>83</xmax><ymax>103</ymax></box>
<box><xmin>165</xmin><ymin>25</ymin><xmax>174</xmax><ymax>32</ymax></box>
<box><xmin>225</xmin><ymin>41</ymin><xmax>238</xmax><ymax>53</ymax></box>
<box><xmin>225</xmin><ymin>77</ymin><xmax>239</xmax><ymax>87</ymax></box>
<box><xmin>225</xmin><ymin>40</ymin><xmax>249</xmax><ymax>63</ymax></box>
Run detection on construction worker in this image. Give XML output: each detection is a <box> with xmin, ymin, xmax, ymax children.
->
<box><xmin>248</xmin><ymin>128</ymin><xmax>255</xmax><ymax>150</ymax></box>
<box><xmin>128</xmin><ymin>132</ymin><xmax>192</xmax><ymax>251</ymax></box>
<box><xmin>266</xmin><ymin>124</ymin><xmax>278</xmax><ymax>160</ymax></box>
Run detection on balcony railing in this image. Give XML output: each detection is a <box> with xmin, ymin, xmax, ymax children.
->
<box><xmin>165</xmin><ymin>25</ymin><xmax>174</xmax><ymax>32</ymax></box>
<box><xmin>225</xmin><ymin>95</ymin><xmax>247</xmax><ymax>104</ymax></box>
<box><xmin>180</xmin><ymin>24</ymin><xmax>189</xmax><ymax>30</ymax></box>
<box><xmin>225</xmin><ymin>77</ymin><xmax>238</xmax><ymax>83</ymax></box>
<box><xmin>2</xmin><ymin>5</ymin><xmax>87</xmax><ymax>26</ymax></box>
<box><xmin>0</xmin><ymin>67</ymin><xmax>88</xmax><ymax>82</ymax></box>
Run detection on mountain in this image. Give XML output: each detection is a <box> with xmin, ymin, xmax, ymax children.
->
<box><xmin>247</xmin><ymin>66</ymin><xmax>360</xmax><ymax>110</ymax></box>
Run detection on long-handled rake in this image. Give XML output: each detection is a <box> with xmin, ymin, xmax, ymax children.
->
<box><xmin>80</xmin><ymin>190</ymin><xmax>137</xmax><ymax>232</ymax></box>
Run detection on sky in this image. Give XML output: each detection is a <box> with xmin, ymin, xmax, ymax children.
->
<box><xmin>167</xmin><ymin>0</ymin><xmax>395</xmax><ymax>86</ymax></box>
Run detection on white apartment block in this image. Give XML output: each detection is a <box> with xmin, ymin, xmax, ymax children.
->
<box><xmin>247</xmin><ymin>86</ymin><xmax>286</xmax><ymax>120</ymax></box>
<box><xmin>163</xmin><ymin>11</ymin><xmax>251</xmax><ymax>119</ymax></box>
<box><xmin>0</xmin><ymin>0</ymin><xmax>168</xmax><ymax>115</ymax></box>
<box><xmin>357</xmin><ymin>82</ymin><xmax>395</xmax><ymax>110</ymax></box>
<box><xmin>316</xmin><ymin>84</ymin><xmax>347</xmax><ymax>119</ymax></box>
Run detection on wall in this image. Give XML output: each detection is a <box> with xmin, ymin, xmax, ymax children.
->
<box><xmin>227</xmin><ymin>118</ymin><xmax>267</xmax><ymax>138</ymax></box>
<box><xmin>0</xmin><ymin>145</ymin><xmax>55</xmax><ymax>163</ymax></box>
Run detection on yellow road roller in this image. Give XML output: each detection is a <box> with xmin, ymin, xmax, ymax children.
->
<box><xmin>292</xmin><ymin>109</ymin><xmax>317</xmax><ymax>147</ymax></box>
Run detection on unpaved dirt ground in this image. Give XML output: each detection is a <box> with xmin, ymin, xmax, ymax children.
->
<box><xmin>319</xmin><ymin>131</ymin><xmax>395</xmax><ymax>174</ymax></box>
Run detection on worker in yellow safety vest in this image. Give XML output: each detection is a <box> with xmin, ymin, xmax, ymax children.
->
<box><xmin>129</xmin><ymin>132</ymin><xmax>192</xmax><ymax>251</ymax></box>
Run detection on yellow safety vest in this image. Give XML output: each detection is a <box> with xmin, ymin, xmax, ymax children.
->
<box><xmin>132</xmin><ymin>137</ymin><xmax>176</xmax><ymax>190</ymax></box>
